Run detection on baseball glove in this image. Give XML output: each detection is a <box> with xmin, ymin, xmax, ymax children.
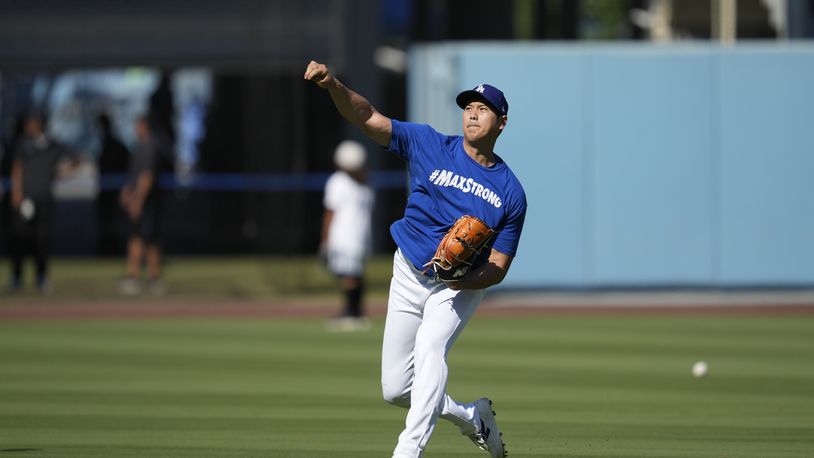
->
<box><xmin>424</xmin><ymin>215</ymin><xmax>496</xmax><ymax>282</ymax></box>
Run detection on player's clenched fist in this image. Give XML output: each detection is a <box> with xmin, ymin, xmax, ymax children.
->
<box><xmin>304</xmin><ymin>60</ymin><xmax>335</xmax><ymax>89</ymax></box>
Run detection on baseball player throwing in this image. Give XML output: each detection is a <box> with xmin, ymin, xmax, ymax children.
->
<box><xmin>305</xmin><ymin>61</ymin><xmax>527</xmax><ymax>458</ymax></box>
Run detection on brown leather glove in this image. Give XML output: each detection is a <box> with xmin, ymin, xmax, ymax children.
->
<box><xmin>425</xmin><ymin>215</ymin><xmax>496</xmax><ymax>282</ymax></box>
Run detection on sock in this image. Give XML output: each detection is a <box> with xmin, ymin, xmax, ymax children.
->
<box><xmin>344</xmin><ymin>282</ymin><xmax>363</xmax><ymax>317</ymax></box>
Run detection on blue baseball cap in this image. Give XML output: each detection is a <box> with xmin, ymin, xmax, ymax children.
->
<box><xmin>456</xmin><ymin>84</ymin><xmax>509</xmax><ymax>117</ymax></box>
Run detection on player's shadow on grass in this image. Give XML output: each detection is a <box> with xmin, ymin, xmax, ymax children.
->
<box><xmin>0</xmin><ymin>450</ymin><xmax>42</xmax><ymax>453</ymax></box>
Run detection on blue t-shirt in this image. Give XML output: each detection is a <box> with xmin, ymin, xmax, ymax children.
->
<box><xmin>388</xmin><ymin>119</ymin><xmax>527</xmax><ymax>271</ymax></box>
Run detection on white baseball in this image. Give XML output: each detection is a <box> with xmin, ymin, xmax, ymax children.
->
<box><xmin>692</xmin><ymin>361</ymin><xmax>708</xmax><ymax>378</ymax></box>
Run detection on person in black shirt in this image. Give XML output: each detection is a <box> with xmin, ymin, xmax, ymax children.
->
<box><xmin>8</xmin><ymin>113</ymin><xmax>79</xmax><ymax>293</ymax></box>
<box><xmin>119</xmin><ymin>117</ymin><xmax>164</xmax><ymax>295</ymax></box>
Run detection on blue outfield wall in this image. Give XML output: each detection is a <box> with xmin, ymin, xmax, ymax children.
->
<box><xmin>408</xmin><ymin>43</ymin><xmax>814</xmax><ymax>288</ymax></box>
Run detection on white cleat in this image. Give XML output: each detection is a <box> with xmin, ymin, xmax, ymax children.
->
<box><xmin>467</xmin><ymin>398</ymin><xmax>507</xmax><ymax>457</ymax></box>
<box><xmin>119</xmin><ymin>277</ymin><xmax>142</xmax><ymax>296</ymax></box>
<box><xmin>326</xmin><ymin>316</ymin><xmax>371</xmax><ymax>332</ymax></box>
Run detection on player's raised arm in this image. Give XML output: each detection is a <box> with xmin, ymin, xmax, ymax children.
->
<box><xmin>304</xmin><ymin>60</ymin><xmax>391</xmax><ymax>147</ymax></box>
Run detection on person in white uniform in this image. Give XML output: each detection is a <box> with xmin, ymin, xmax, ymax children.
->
<box><xmin>321</xmin><ymin>140</ymin><xmax>374</xmax><ymax>330</ymax></box>
<box><xmin>305</xmin><ymin>61</ymin><xmax>527</xmax><ymax>458</ymax></box>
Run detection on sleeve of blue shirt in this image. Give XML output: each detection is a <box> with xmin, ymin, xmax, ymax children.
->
<box><xmin>388</xmin><ymin>119</ymin><xmax>444</xmax><ymax>163</ymax></box>
<box><xmin>492</xmin><ymin>188</ymin><xmax>527</xmax><ymax>258</ymax></box>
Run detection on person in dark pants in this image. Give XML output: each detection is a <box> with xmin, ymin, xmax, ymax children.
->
<box><xmin>8</xmin><ymin>113</ymin><xmax>79</xmax><ymax>294</ymax></box>
<box><xmin>119</xmin><ymin>117</ymin><xmax>164</xmax><ymax>296</ymax></box>
<box><xmin>95</xmin><ymin>113</ymin><xmax>130</xmax><ymax>256</ymax></box>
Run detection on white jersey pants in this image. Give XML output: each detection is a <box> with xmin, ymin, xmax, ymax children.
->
<box><xmin>382</xmin><ymin>249</ymin><xmax>484</xmax><ymax>458</ymax></box>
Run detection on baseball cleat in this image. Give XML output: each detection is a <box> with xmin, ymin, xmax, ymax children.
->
<box><xmin>467</xmin><ymin>398</ymin><xmax>507</xmax><ymax>458</ymax></box>
<box><xmin>119</xmin><ymin>277</ymin><xmax>141</xmax><ymax>296</ymax></box>
<box><xmin>326</xmin><ymin>315</ymin><xmax>371</xmax><ymax>332</ymax></box>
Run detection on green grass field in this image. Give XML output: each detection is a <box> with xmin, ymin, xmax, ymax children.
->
<box><xmin>1</xmin><ymin>315</ymin><xmax>813</xmax><ymax>457</ymax></box>
<box><xmin>4</xmin><ymin>256</ymin><xmax>395</xmax><ymax>303</ymax></box>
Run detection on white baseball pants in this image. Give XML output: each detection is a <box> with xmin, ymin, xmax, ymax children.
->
<box><xmin>382</xmin><ymin>249</ymin><xmax>484</xmax><ymax>458</ymax></box>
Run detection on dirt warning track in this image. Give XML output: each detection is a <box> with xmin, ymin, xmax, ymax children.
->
<box><xmin>2</xmin><ymin>291</ymin><xmax>813</xmax><ymax>321</ymax></box>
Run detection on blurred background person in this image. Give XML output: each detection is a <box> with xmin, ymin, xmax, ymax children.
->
<box><xmin>7</xmin><ymin>112</ymin><xmax>80</xmax><ymax>294</ymax></box>
<box><xmin>95</xmin><ymin>113</ymin><xmax>130</xmax><ymax>256</ymax></box>
<box><xmin>119</xmin><ymin>116</ymin><xmax>165</xmax><ymax>296</ymax></box>
<box><xmin>1</xmin><ymin>115</ymin><xmax>25</xmax><ymax>264</ymax></box>
<box><xmin>321</xmin><ymin>140</ymin><xmax>374</xmax><ymax>331</ymax></box>
<box><xmin>147</xmin><ymin>71</ymin><xmax>177</xmax><ymax>181</ymax></box>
